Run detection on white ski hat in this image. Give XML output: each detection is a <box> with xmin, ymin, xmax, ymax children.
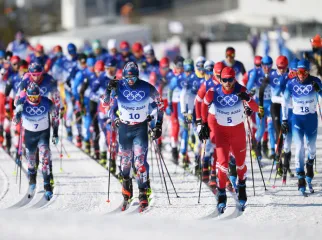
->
<box><xmin>107</xmin><ymin>39</ymin><xmax>117</xmax><ymax>50</ymax></box>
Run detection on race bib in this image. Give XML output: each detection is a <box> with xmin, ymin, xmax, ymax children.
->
<box><xmin>118</xmin><ymin>103</ymin><xmax>149</xmax><ymax>122</ymax></box>
<box><xmin>22</xmin><ymin>114</ymin><xmax>49</xmax><ymax>131</ymax></box>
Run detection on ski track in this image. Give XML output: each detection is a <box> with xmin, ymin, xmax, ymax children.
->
<box><xmin>1</xmin><ymin>41</ymin><xmax>322</xmax><ymax>221</ymax></box>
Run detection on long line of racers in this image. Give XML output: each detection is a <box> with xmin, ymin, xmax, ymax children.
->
<box><xmin>1</xmin><ymin>32</ymin><xmax>322</xmax><ymax>207</ymax></box>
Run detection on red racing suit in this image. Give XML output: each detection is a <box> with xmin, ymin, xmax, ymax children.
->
<box><xmin>201</xmin><ymin>83</ymin><xmax>258</xmax><ymax>189</ymax></box>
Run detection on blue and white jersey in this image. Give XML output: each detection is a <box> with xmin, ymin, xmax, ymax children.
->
<box><xmin>222</xmin><ymin>60</ymin><xmax>246</xmax><ymax>79</ymax></box>
<box><xmin>21</xmin><ymin>97</ymin><xmax>53</xmax><ymax>132</ymax></box>
<box><xmin>90</xmin><ymin>72</ymin><xmax>110</xmax><ymax>103</ymax></box>
<box><xmin>246</xmin><ymin>68</ymin><xmax>272</xmax><ymax>107</ymax></box>
<box><xmin>51</xmin><ymin>56</ymin><xmax>72</xmax><ymax>83</ymax></box>
<box><xmin>115</xmin><ymin>79</ymin><xmax>162</xmax><ymax>123</ymax></box>
<box><xmin>7</xmin><ymin>40</ymin><xmax>30</xmax><ymax>59</ymax></box>
<box><xmin>168</xmin><ymin>73</ymin><xmax>185</xmax><ymax>103</ymax></box>
<box><xmin>180</xmin><ymin>72</ymin><xmax>204</xmax><ymax>113</ymax></box>
<box><xmin>19</xmin><ymin>73</ymin><xmax>57</xmax><ymax>99</ymax></box>
<box><xmin>5</xmin><ymin>72</ymin><xmax>21</xmax><ymax>98</ymax></box>
<box><xmin>159</xmin><ymin>70</ymin><xmax>175</xmax><ymax>100</ymax></box>
<box><xmin>282</xmin><ymin>75</ymin><xmax>322</xmax><ymax>120</ymax></box>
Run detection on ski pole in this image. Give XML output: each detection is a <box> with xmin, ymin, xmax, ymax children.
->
<box><xmin>246</xmin><ymin>117</ymin><xmax>267</xmax><ymax>191</ymax></box>
<box><xmin>60</xmin><ymin>117</ymin><xmax>64</xmax><ymax>172</ymax></box>
<box><xmin>153</xmin><ymin>140</ymin><xmax>180</xmax><ymax>198</ymax></box>
<box><xmin>106</xmin><ymin>125</ymin><xmax>113</xmax><ymax>203</ymax></box>
<box><xmin>246</xmin><ymin>121</ymin><xmax>256</xmax><ymax>197</ymax></box>
<box><xmin>315</xmin><ymin>94</ymin><xmax>321</xmax><ymax>174</ymax></box>
<box><xmin>153</xmin><ymin>140</ymin><xmax>171</xmax><ymax>204</ymax></box>
<box><xmin>197</xmin><ymin>140</ymin><xmax>206</xmax><ymax>203</ymax></box>
<box><xmin>152</xmin><ymin>139</ymin><xmax>164</xmax><ymax>190</ymax></box>
<box><xmin>13</xmin><ymin>126</ymin><xmax>23</xmax><ymax>176</ymax></box>
<box><xmin>149</xmin><ymin>138</ymin><xmax>154</xmax><ymax>180</ymax></box>
<box><xmin>268</xmin><ymin>130</ymin><xmax>283</xmax><ymax>183</ymax></box>
<box><xmin>18</xmin><ymin>122</ymin><xmax>23</xmax><ymax>194</ymax></box>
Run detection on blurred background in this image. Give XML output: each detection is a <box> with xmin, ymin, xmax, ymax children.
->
<box><xmin>1</xmin><ymin>0</ymin><xmax>322</xmax><ymax>63</ymax></box>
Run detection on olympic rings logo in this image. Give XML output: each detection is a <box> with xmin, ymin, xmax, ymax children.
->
<box><xmin>40</xmin><ymin>87</ymin><xmax>47</xmax><ymax>95</ymax></box>
<box><xmin>123</xmin><ymin>90</ymin><xmax>145</xmax><ymax>101</ymax></box>
<box><xmin>293</xmin><ymin>85</ymin><xmax>312</xmax><ymax>95</ymax></box>
<box><xmin>26</xmin><ymin>106</ymin><xmax>46</xmax><ymax>116</ymax></box>
<box><xmin>216</xmin><ymin>95</ymin><xmax>239</xmax><ymax>107</ymax></box>
<box><xmin>273</xmin><ymin>78</ymin><xmax>279</xmax><ymax>85</ymax></box>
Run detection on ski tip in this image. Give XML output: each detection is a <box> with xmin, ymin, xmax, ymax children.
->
<box><xmin>12</xmin><ymin>171</ymin><xmax>17</xmax><ymax>176</ymax></box>
<box><xmin>272</xmin><ymin>185</ymin><xmax>276</xmax><ymax>189</ymax></box>
<box><xmin>67</xmin><ymin>154</ymin><xmax>71</xmax><ymax>158</ymax></box>
<box><xmin>60</xmin><ymin>154</ymin><xmax>63</xmax><ymax>158</ymax></box>
<box><xmin>60</xmin><ymin>168</ymin><xmax>63</xmax><ymax>172</ymax></box>
<box><xmin>106</xmin><ymin>199</ymin><xmax>111</xmax><ymax>203</ymax></box>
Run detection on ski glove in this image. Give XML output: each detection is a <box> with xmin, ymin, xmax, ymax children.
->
<box><xmin>184</xmin><ymin>112</ymin><xmax>193</xmax><ymax>124</ymax></box>
<box><xmin>52</xmin><ymin>127</ymin><xmax>59</xmax><ymax>145</ymax></box>
<box><xmin>114</xmin><ymin>117</ymin><xmax>120</xmax><ymax>128</ymax></box>
<box><xmin>244</xmin><ymin>106</ymin><xmax>253</xmax><ymax>116</ymax></box>
<box><xmin>237</xmin><ymin>92</ymin><xmax>251</xmax><ymax>102</ymax></box>
<box><xmin>146</xmin><ymin>115</ymin><xmax>154</xmax><ymax>122</ymax></box>
<box><xmin>258</xmin><ymin>106</ymin><xmax>264</xmax><ymax>119</ymax></box>
<box><xmin>107</xmin><ymin>79</ymin><xmax>118</xmax><ymax>90</ymax></box>
<box><xmin>151</xmin><ymin>124</ymin><xmax>162</xmax><ymax>140</ymax></box>
<box><xmin>312</xmin><ymin>81</ymin><xmax>321</xmax><ymax>92</ymax></box>
<box><xmin>199</xmin><ymin>122</ymin><xmax>210</xmax><ymax>141</ymax></box>
<box><xmin>166</xmin><ymin>104</ymin><xmax>173</xmax><ymax>116</ymax></box>
<box><xmin>13</xmin><ymin>113</ymin><xmax>22</xmax><ymax>125</ymax></box>
<box><xmin>281</xmin><ymin>120</ymin><xmax>289</xmax><ymax>134</ymax></box>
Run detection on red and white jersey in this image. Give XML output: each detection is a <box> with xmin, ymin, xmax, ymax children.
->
<box><xmin>202</xmin><ymin>83</ymin><xmax>258</xmax><ymax>126</ymax></box>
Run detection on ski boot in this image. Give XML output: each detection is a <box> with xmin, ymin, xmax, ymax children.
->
<box><xmin>171</xmin><ymin>147</ymin><xmax>179</xmax><ymax>165</ymax></box>
<box><xmin>262</xmin><ymin>140</ymin><xmax>269</xmax><ymax>158</ymax></box>
<box><xmin>76</xmin><ymin>135</ymin><xmax>82</xmax><ymax>148</ymax></box>
<box><xmin>84</xmin><ymin>141</ymin><xmax>91</xmax><ymax>155</ymax></box>
<box><xmin>202</xmin><ymin>162</ymin><xmax>210</xmax><ymax>183</ymax></box>
<box><xmin>28</xmin><ymin>170</ymin><xmax>37</xmax><ymax>198</ymax></box>
<box><xmin>208</xmin><ymin>169</ymin><xmax>217</xmax><ymax>192</ymax></box>
<box><xmin>256</xmin><ymin>141</ymin><xmax>263</xmax><ymax>166</ymax></box>
<box><xmin>109</xmin><ymin>159</ymin><xmax>116</xmax><ymax>175</ymax></box>
<box><xmin>306</xmin><ymin>158</ymin><xmax>315</xmax><ymax>193</ymax></box>
<box><xmin>251</xmin><ymin>139</ymin><xmax>257</xmax><ymax>159</ymax></box>
<box><xmin>282</xmin><ymin>151</ymin><xmax>291</xmax><ymax>184</ymax></box>
<box><xmin>237</xmin><ymin>179</ymin><xmax>247</xmax><ymax>211</ymax></box>
<box><xmin>5</xmin><ymin>132</ymin><xmax>11</xmax><ymax>155</ymax></box>
<box><xmin>121</xmin><ymin>177</ymin><xmax>133</xmax><ymax>211</ymax></box>
<box><xmin>194</xmin><ymin>154</ymin><xmax>201</xmax><ymax>176</ymax></box>
<box><xmin>44</xmin><ymin>183</ymin><xmax>53</xmax><ymax>201</ymax></box>
<box><xmin>49</xmin><ymin>164</ymin><xmax>54</xmax><ymax>188</ymax></box>
<box><xmin>138</xmin><ymin>188</ymin><xmax>149</xmax><ymax>212</ymax></box>
<box><xmin>99</xmin><ymin>151</ymin><xmax>107</xmax><ymax>166</ymax></box>
<box><xmin>181</xmin><ymin>153</ymin><xmax>190</xmax><ymax>170</ymax></box>
<box><xmin>217</xmin><ymin>188</ymin><xmax>227</xmax><ymax>213</ymax></box>
<box><xmin>269</xmin><ymin>149</ymin><xmax>276</xmax><ymax>161</ymax></box>
<box><xmin>66</xmin><ymin>127</ymin><xmax>73</xmax><ymax>142</ymax></box>
<box><xmin>297</xmin><ymin>172</ymin><xmax>307</xmax><ymax>196</ymax></box>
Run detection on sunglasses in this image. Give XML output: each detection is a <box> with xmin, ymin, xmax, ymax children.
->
<box><xmin>221</xmin><ymin>77</ymin><xmax>234</xmax><ymax>83</ymax></box>
<box><xmin>226</xmin><ymin>53</ymin><xmax>235</xmax><ymax>58</ymax></box>
<box><xmin>126</xmin><ymin>76</ymin><xmax>137</xmax><ymax>81</ymax></box>
<box><xmin>12</xmin><ymin>63</ymin><xmax>18</xmax><ymax>66</ymax></box>
<box><xmin>161</xmin><ymin>67</ymin><xmax>169</xmax><ymax>72</ymax></box>
<box><xmin>197</xmin><ymin>66</ymin><xmax>204</xmax><ymax>71</ymax></box>
<box><xmin>28</xmin><ymin>95</ymin><xmax>40</xmax><ymax>101</ymax></box>
<box><xmin>297</xmin><ymin>69</ymin><xmax>309</xmax><ymax>76</ymax></box>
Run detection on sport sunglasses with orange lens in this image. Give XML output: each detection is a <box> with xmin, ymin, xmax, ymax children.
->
<box><xmin>28</xmin><ymin>95</ymin><xmax>40</xmax><ymax>101</ymax></box>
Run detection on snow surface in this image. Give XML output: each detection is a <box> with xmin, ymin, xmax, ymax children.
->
<box><xmin>1</xmin><ymin>38</ymin><xmax>322</xmax><ymax>239</ymax></box>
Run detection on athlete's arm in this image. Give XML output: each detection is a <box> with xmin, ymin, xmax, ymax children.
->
<box><xmin>281</xmin><ymin>82</ymin><xmax>291</xmax><ymax>120</ymax></box>
<box><xmin>195</xmin><ymin>83</ymin><xmax>206</xmax><ymax>120</ymax></box>
<box><xmin>201</xmin><ymin>88</ymin><xmax>214</xmax><ymax>123</ymax></box>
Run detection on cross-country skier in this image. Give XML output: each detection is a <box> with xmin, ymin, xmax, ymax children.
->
<box><xmin>6</xmin><ymin>30</ymin><xmax>31</xmax><ymax>59</ymax></box>
<box><xmin>13</xmin><ymin>82</ymin><xmax>59</xmax><ymax>200</ymax></box>
<box><xmin>281</xmin><ymin>59</ymin><xmax>322</xmax><ymax>195</ymax></box>
<box><xmin>17</xmin><ymin>62</ymin><xmax>61</xmax><ymax>186</ymax></box>
<box><xmin>167</xmin><ymin>56</ymin><xmax>185</xmax><ymax>163</ymax></box>
<box><xmin>274</xmin><ymin>58</ymin><xmax>299</xmax><ymax>181</ymax></box>
<box><xmin>200</xmin><ymin>66</ymin><xmax>258</xmax><ymax>212</ymax></box>
<box><xmin>26</xmin><ymin>44</ymin><xmax>49</xmax><ymax>67</ymax></box>
<box><xmin>222</xmin><ymin>47</ymin><xmax>246</xmax><ymax>81</ymax></box>
<box><xmin>103</xmin><ymin>61</ymin><xmax>163</xmax><ymax>212</ymax></box>
<box><xmin>258</xmin><ymin>55</ymin><xmax>289</xmax><ymax>175</ymax></box>
<box><xmin>195</xmin><ymin>61</ymin><xmax>225</xmax><ymax>188</ymax></box>
<box><xmin>246</xmin><ymin>56</ymin><xmax>276</xmax><ymax>164</ymax></box>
